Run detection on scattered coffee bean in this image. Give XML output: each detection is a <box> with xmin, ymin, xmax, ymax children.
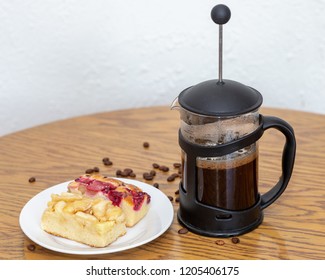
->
<box><xmin>167</xmin><ymin>175</ymin><xmax>175</xmax><ymax>182</ymax></box>
<box><xmin>143</xmin><ymin>142</ymin><xmax>150</xmax><ymax>148</ymax></box>
<box><xmin>93</xmin><ymin>167</ymin><xmax>100</xmax><ymax>172</ymax></box>
<box><xmin>159</xmin><ymin>165</ymin><xmax>169</xmax><ymax>172</ymax></box>
<box><xmin>173</xmin><ymin>163</ymin><xmax>181</xmax><ymax>168</ymax></box>
<box><xmin>150</xmin><ymin>170</ymin><xmax>156</xmax><ymax>176</ymax></box>
<box><xmin>143</xmin><ymin>172</ymin><xmax>150</xmax><ymax>177</ymax></box>
<box><xmin>167</xmin><ymin>195</ymin><xmax>173</xmax><ymax>201</ymax></box>
<box><xmin>116</xmin><ymin>168</ymin><xmax>136</xmax><ymax>178</ymax></box>
<box><xmin>175</xmin><ymin>189</ymin><xmax>179</xmax><ymax>195</ymax></box>
<box><xmin>167</xmin><ymin>173</ymin><xmax>180</xmax><ymax>182</ymax></box>
<box><xmin>178</xmin><ymin>228</ymin><xmax>188</xmax><ymax>234</ymax></box>
<box><xmin>28</xmin><ymin>177</ymin><xmax>36</xmax><ymax>183</ymax></box>
<box><xmin>215</xmin><ymin>240</ymin><xmax>225</xmax><ymax>246</ymax></box>
<box><xmin>175</xmin><ymin>197</ymin><xmax>180</xmax><ymax>202</ymax></box>
<box><xmin>85</xmin><ymin>168</ymin><xmax>94</xmax><ymax>174</ymax></box>
<box><xmin>102</xmin><ymin>157</ymin><xmax>113</xmax><ymax>166</ymax></box>
<box><xmin>143</xmin><ymin>172</ymin><xmax>153</xmax><ymax>180</ymax></box>
<box><xmin>231</xmin><ymin>237</ymin><xmax>240</xmax><ymax>244</ymax></box>
<box><xmin>153</xmin><ymin>183</ymin><xmax>159</xmax><ymax>188</ymax></box>
<box><xmin>124</xmin><ymin>168</ymin><xmax>133</xmax><ymax>175</ymax></box>
<box><xmin>120</xmin><ymin>170</ymin><xmax>129</xmax><ymax>177</ymax></box>
<box><xmin>152</xmin><ymin>163</ymin><xmax>160</xmax><ymax>169</ymax></box>
<box><xmin>27</xmin><ymin>244</ymin><xmax>36</xmax><ymax>251</ymax></box>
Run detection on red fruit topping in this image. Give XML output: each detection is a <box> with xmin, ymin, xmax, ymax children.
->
<box><xmin>132</xmin><ymin>191</ymin><xmax>150</xmax><ymax>211</ymax></box>
<box><xmin>85</xmin><ymin>179</ymin><xmax>117</xmax><ymax>192</ymax></box>
<box><xmin>75</xmin><ymin>176</ymin><xmax>93</xmax><ymax>185</ymax></box>
<box><xmin>107</xmin><ymin>191</ymin><xmax>124</xmax><ymax>207</ymax></box>
<box><xmin>125</xmin><ymin>188</ymin><xmax>132</xmax><ymax>193</ymax></box>
<box><xmin>75</xmin><ymin>176</ymin><xmax>151</xmax><ymax>210</ymax></box>
<box><xmin>86</xmin><ymin>180</ymin><xmax>106</xmax><ymax>191</ymax></box>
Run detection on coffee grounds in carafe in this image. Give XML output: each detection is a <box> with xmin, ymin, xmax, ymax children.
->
<box><xmin>197</xmin><ymin>152</ymin><xmax>258</xmax><ymax>210</ymax></box>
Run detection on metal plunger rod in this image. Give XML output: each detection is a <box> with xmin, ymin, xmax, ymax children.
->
<box><xmin>211</xmin><ymin>4</ymin><xmax>231</xmax><ymax>84</ymax></box>
<box><xmin>219</xmin><ymin>24</ymin><xmax>223</xmax><ymax>83</ymax></box>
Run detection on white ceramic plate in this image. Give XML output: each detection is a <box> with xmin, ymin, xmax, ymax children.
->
<box><xmin>19</xmin><ymin>178</ymin><xmax>174</xmax><ymax>255</ymax></box>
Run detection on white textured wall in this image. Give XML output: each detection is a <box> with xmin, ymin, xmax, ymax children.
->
<box><xmin>1</xmin><ymin>0</ymin><xmax>324</xmax><ymax>136</ymax></box>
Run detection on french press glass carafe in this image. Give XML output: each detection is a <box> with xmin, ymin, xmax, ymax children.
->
<box><xmin>171</xmin><ymin>4</ymin><xmax>296</xmax><ymax>236</ymax></box>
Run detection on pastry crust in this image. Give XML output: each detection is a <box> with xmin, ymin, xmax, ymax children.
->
<box><xmin>41</xmin><ymin>192</ymin><xmax>126</xmax><ymax>247</ymax></box>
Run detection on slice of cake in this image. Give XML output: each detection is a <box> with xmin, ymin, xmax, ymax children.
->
<box><xmin>41</xmin><ymin>192</ymin><xmax>126</xmax><ymax>247</ymax></box>
<box><xmin>68</xmin><ymin>174</ymin><xmax>151</xmax><ymax>227</ymax></box>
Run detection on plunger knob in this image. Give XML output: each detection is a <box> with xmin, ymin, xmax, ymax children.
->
<box><xmin>211</xmin><ymin>4</ymin><xmax>231</xmax><ymax>25</ymax></box>
<box><xmin>210</xmin><ymin>4</ymin><xmax>231</xmax><ymax>84</ymax></box>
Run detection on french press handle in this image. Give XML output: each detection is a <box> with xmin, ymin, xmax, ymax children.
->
<box><xmin>260</xmin><ymin>116</ymin><xmax>296</xmax><ymax>209</ymax></box>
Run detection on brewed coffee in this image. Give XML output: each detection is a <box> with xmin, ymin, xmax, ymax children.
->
<box><xmin>197</xmin><ymin>150</ymin><xmax>258</xmax><ymax>210</ymax></box>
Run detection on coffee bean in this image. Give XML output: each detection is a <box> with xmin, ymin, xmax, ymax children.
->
<box><xmin>175</xmin><ymin>197</ymin><xmax>180</xmax><ymax>202</ymax></box>
<box><xmin>175</xmin><ymin>189</ymin><xmax>179</xmax><ymax>195</ymax></box>
<box><xmin>159</xmin><ymin>165</ymin><xmax>169</xmax><ymax>172</ymax></box>
<box><xmin>215</xmin><ymin>240</ymin><xmax>225</xmax><ymax>246</ymax></box>
<box><xmin>143</xmin><ymin>172</ymin><xmax>150</xmax><ymax>178</ymax></box>
<box><xmin>103</xmin><ymin>160</ymin><xmax>113</xmax><ymax>166</ymax></box>
<box><xmin>143</xmin><ymin>142</ymin><xmax>150</xmax><ymax>148</ymax></box>
<box><xmin>173</xmin><ymin>163</ymin><xmax>181</xmax><ymax>168</ymax></box>
<box><xmin>150</xmin><ymin>170</ymin><xmax>156</xmax><ymax>176</ymax></box>
<box><xmin>102</xmin><ymin>157</ymin><xmax>113</xmax><ymax>166</ymax></box>
<box><xmin>167</xmin><ymin>173</ymin><xmax>179</xmax><ymax>182</ymax></box>
<box><xmin>28</xmin><ymin>177</ymin><xmax>36</xmax><ymax>183</ymax></box>
<box><xmin>85</xmin><ymin>168</ymin><xmax>94</xmax><ymax>174</ymax></box>
<box><xmin>167</xmin><ymin>175</ymin><xmax>175</xmax><ymax>182</ymax></box>
<box><xmin>167</xmin><ymin>195</ymin><xmax>173</xmax><ymax>201</ymax></box>
<box><xmin>231</xmin><ymin>237</ymin><xmax>240</xmax><ymax>244</ymax></box>
<box><xmin>121</xmin><ymin>171</ymin><xmax>127</xmax><ymax>177</ymax></box>
<box><xmin>143</xmin><ymin>173</ymin><xmax>153</xmax><ymax>180</ymax></box>
<box><xmin>153</xmin><ymin>183</ymin><xmax>159</xmax><ymax>188</ymax></box>
<box><xmin>129</xmin><ymin>172</ymin><xmax>136</xmax><ymax>178</ymax></box>
<box><xmin>124</xmin><ymin>168</ymin><xmax>133</xmax><ymax>175</ymax></box>
<box><xmin>152</xmin><ymin>163</ymin><xmax>160</xmax><ymax>169</ymax></box>
<box><xmin>27</xmin><ymin>244</ymin><xmax>36</xmax><ymax>251</ymax></box>
<box><xmin>93</xmin><ymin>167</ymin><xmax>100</xmax><ymax>172</ymax></box>
<box><xmin>178</xmin><ymin>228</ymin><xmax>188</xmax><ymax>234</ymax></box>
<box><xmin>116</xmin><ymin>170</ymin><xmax>122</xmax><ymax>176</ymax></box>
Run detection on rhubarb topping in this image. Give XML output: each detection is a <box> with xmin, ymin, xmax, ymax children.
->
<box><xmin>74</xmin><ymin>176</ymin><xmax>151</xmax><ymax>209</ymax></box>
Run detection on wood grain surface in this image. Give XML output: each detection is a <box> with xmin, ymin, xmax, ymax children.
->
<box><xmin>0</xmin><ymin>106</ymin><xmax>324</xmax><ymax>260</ymax></box>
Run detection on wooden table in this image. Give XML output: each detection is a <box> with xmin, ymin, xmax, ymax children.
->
<box><xmin>0</xmin><ymin>106</ymin><xmax>324</xmax><ymax>260</ymax></box>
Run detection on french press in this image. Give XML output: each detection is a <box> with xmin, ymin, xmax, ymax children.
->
<box><xmin>171</xmin><ymin>4</ymin><xmax>296</xmax><ymax>236</ymax></box>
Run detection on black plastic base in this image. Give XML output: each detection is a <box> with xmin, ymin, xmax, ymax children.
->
<box><xmin>177</xmin><ymin>184</ymin><xmax>264</xmax><ymax>237</ymax></box>
<box><xmin>177</xmin><ymin>207</ymin><xmax>263</xmax><ymax>237</ymax></box>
